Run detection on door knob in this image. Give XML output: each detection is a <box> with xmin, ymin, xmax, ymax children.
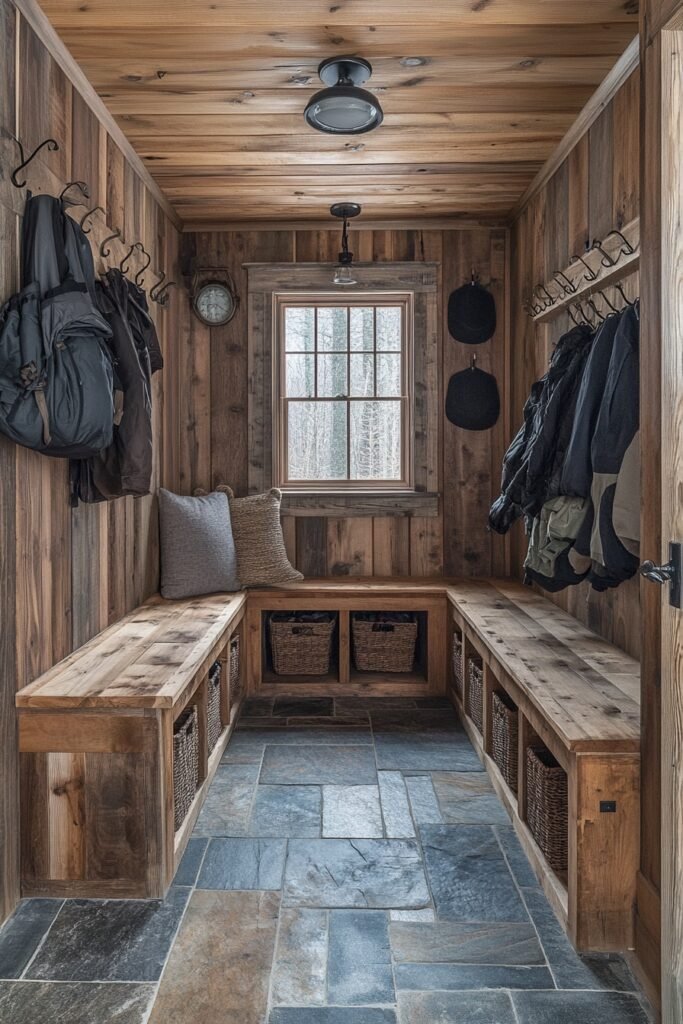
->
<box><xmin>640</xmin><ymin>542</ymin><xmax>682</xmax><ymax>608</ymax></box>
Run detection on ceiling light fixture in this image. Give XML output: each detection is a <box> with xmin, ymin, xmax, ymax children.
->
<box><xmin>304</xmin><ymin>57</ymin><xmax>383</xmax><ymax>135</ymax></box>
<box><xmin>330</xmin><ymin>202</ymin><xmax>361</xmax><ymax>286</ymax></box>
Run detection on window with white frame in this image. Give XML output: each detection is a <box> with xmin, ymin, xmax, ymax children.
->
<box><xmin>274</xmin><ymin>293</ymin><xmax>414</xmax><ymax>491</ymax></box>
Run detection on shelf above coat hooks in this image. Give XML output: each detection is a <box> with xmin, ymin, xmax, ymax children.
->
<box><xmin>527</xmin><ymin>216</ymin><xmax>640</xmax><ymax>324</ymax></box>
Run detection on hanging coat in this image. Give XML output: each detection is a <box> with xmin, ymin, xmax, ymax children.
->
<box><xmin>0</xmin><ymin>194</ymin><xmax>114</xmax><ymax>458</ymax></box>
<box><xmin>489</xmin><ymin>323</ymin><xmax>593</xmax><ymax>534</ymax></box>
<box><xmin>70</xmin><ymin>268</ymin><xmax>163</xmax><ymax>503</ymax></box>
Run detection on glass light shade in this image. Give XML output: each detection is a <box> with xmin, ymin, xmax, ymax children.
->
<box><xmin>305</xmin><ymin>86</ymin><xmax>383</xmax><ymax>135</ymax></box>
<box><xmin>333</xmin><ymin>265</ymin><xmax>357</xmax><ymax>286</ymax></box>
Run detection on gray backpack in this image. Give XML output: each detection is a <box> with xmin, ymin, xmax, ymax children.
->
<box><xmin>0</xmin><ymin>194</ymin><xmax>114</xmax><ymax>458</ymax></box>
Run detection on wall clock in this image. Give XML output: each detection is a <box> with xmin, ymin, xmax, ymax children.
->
<box><xmin>190</xmin><ymin>269</ymin><xmax>239</xmax><ymax>326</ymax></box>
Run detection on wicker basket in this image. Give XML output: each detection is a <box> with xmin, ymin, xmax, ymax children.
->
<box><xmin>352</xmin><ymin>614</ymin><xmax>418</xmax><ymax>673</ymax></box>
<box><xmin>207</xmin><ymin>660</ymin><xmax>222</xmax><ymax>753</ymax></box>
<box><xmin>270</xmin><ymin>613</ymin><xmax>335</xmax><ymax>676</ymax></box>
<box><xmin>173</xmin><ymin>705</ymin><xmax>199</xmax><ymax>831</ymax></box>
<box><xmin>526</xmin><ymin>744</ymin><xmax>568</xmax><ymax>873</ymax></box>
<box><xmin>452</xmin><ymin>632</ymin><xmax>464</xmax><ymax>698</ymax></box>
<box><xmin>466</xmin><ymin>655</ymin><xmax>484</xmax><ymax>733</ymax></box>
<box><xmin>492</xmin><ymin>691</ymin><xmax>519</xmax><ymax>793</ymax></box>
<box><xmin>229</xmin><ymin>634</ymin><xmax>241</xmax><ymax>703</ymax></box>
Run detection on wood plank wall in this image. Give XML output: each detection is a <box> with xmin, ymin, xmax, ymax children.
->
<box><xmin>181</xmin><ymin>228</ymin><xmax>509</xmax><ymax>580</ymax></box>
<box><xmin>0</xmin><ymin>0</ymin><xmax>186</xmax><ymax>924</ymax></box>
<box><xmin>509</xmin><ymin>69</ymin><xmax>641</xmax><ymax>661</ymax></box>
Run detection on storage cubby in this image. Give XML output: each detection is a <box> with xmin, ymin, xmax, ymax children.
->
<box><xmin>262</xmin><ymin>610</ymin><xmax>340</xmax><ymax>684</ymax></box>
<box><xmin>350</xmin><ymin>610</ymin><xmax>427</xmax><ymax>684</ymax></box>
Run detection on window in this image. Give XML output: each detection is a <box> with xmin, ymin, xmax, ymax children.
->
<box><xmin>274</xmin><ymin>294</ymin><xmax>414</xmax><ymax>491</ymax></box>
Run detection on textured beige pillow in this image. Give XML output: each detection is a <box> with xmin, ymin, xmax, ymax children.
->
<box><xmin>219</xmin><ymin>486</ymin><xmax>303</xmax><ymax>587</ymax></box>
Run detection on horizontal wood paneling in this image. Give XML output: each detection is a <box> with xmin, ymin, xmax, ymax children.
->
<box><xmin>0</xmin><ymin>0</ymin><xmax>186</xmax><ymax>925</ymax></box>
<box><xmin>181</xmin><ymin>227</ymin><xmax>509</xmax><ymax>581</ymax></box>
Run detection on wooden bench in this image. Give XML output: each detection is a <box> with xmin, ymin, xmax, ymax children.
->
<box><xmin>16</xmin><ymin>592</ymin><xmax>246</xmax><ymax>899</ymax></box>
<box><xmin>447</xmin><ymin>579</ymin><xmax>640</xmax><ymax>953</ymax></box>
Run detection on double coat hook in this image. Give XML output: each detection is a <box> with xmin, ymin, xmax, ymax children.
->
<box><xmin>10</xmin><ymin>136</ymin><xmax>59</xmax><ymax>188</ymax></box>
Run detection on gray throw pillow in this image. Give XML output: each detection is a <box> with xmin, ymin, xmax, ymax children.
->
<box><xmin>159</xmin><ymin>488</ymin><xmax>240</xmax><ymax>599</ymax></box>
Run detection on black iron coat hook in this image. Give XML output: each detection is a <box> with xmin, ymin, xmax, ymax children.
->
<box><xmin>59</xmin><ymin>180</ymin><xmax>90</xmax><ymax>202</ymax></box>
<box><xmin>10</xmin><ymin>136</ymin><xmax>59</xmax><ymax>188</ymax></box>
<box><xmin>120</xmin><ymin>242</ymin><xmax>142</xmax><ymax>276</ymax></box>
<box><xmin>156</xmin><ymin>280</ymin><xmax>177</xmax><ymax>307</ymax></box>
<box><xmin>135</xmin><ymin>246</ymin><xmax>151</xmax><ymax>287</ymax></box>
<box><xmin>149</xmin><ymin>271</ymin><xmax>166</xmax><ymax>302</ymax></box>
<box><xmin>569</xmin><ymin>252</ymin><xmax>598</xmax><ymax>283</ymax></box>
<box><xmin>80</xmin><ymin>205</ymin><xmax>104</xmax><ymax>234</ymax></box>
<box><xmin>590</xmin><ymin>238</ymin><xmax>617</xmax><ymax>268</ymax></box>
<box><xmin>100</xmin><ymin>228</ymin><xmax>122</xmax><ymax>258</ymax></box>
<box><xmin>603</xmin><ymin>228</ymin><xmax>636</xmax><ymax>257</ymax></box>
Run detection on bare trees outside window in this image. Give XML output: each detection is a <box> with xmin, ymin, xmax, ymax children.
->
<box><xmin>275</xmin><ymin>294</ymin><xmax>414</xmax><ymax>491</ymax></box>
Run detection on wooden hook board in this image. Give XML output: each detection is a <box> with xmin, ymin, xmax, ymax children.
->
<box><xmin>530</xmin><ymin>216</ymin><xmax>639</xmax><ymax>323</ymax></box>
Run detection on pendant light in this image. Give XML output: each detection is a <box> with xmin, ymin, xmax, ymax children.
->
<box><xmin>305</xmin><ymin>57</ymin><xmax>383</xmax><ymax>135</ymax></box>
<box><xmin>330</xmin><ymin>202</ymin><xmax>361</xmax><ymax>286</ymax></box>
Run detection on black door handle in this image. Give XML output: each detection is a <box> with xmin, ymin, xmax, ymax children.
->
<box><xmin>640</xmin><ymin>543</ymin><xmax>682</xmax><ymax>608</ymax></box>
<box><xmin>639</xmin><ymin>560</ymin><xmax>677</xmax><ymax>584</ymax></box>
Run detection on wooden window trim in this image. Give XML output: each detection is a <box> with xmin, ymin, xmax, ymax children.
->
<box><xmin>246</xmin><ymin>262</ymin><xmax>440</xmax><ymax>518</ymax></box>
<box><xmin>273</xmin><ymin>292</ymin><xmax>415</xmax><ymax>493</ymax></box>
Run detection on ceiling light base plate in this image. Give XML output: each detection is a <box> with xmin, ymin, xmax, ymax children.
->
<box><xmin>330</xmin><ymin>202</ymin><xmax>362</xmax><ymax>220</ymax></box>
<box><xmin>318</xmin><ymin>56</ymin><xmax>372</xmax><ymax>87</ymax></box>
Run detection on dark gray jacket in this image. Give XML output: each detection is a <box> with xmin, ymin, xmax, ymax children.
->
<box><xmin>0</xmin><ymin>194</ymin><xmax>114</xmax><ymax>458</ymax></box>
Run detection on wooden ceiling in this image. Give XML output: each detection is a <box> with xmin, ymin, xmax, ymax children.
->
<box><xmin>38</xmin><ymin>0</ymin><xmax>638</xmax><ymax>227</ymax></box>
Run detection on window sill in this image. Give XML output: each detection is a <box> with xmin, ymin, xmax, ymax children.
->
<box><xmin>279</xmin><ymin>492</ymin><xmax>440</xmax><ymax>518</ymax></box>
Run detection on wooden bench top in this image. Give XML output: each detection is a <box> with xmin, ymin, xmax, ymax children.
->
<box><xmin>16</xmin><ymin>593</ymin><xmax>246</xmax><ymax>710</ymax></box>
<box><xmin>447</xmin><ymin>579</ymin><xmax>640</xmax><ymax>753</ymax></box>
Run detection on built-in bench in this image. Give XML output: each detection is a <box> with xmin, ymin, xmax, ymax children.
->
<box><xmin>16</xmin><ymin>593</ymin><xmax>246</xmax><ymax>899</ymax></box>
<box><xmin>447</xmin><ymin>579</ymin><xmax>640</xmax><ymax>953</ymax></box>
<box><xmin>15</xmin><ymin>577</ymin><xmax>640</xmax><ymax>956</ymax></box>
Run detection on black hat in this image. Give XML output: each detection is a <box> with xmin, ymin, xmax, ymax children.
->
<box><xmin>445</xmin><ymin>366</ymin><xmax>500</xmax><ymax>430</ymax></box>
<box><xmin>448</xmin><ymin>281</ymin><xmax>496</xmax><ymax>344</ymax></box>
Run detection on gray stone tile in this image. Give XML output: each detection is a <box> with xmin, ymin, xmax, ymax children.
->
<box><xmin>241</xmin><ymin>698</ymin><xmax>274</xmax><ymax>717</ymax></box>
<box><xmin>420</xmin><ymin>825</ymin><xmax>529</xmax><ymax>922</ymax></box>
<box><xmin>243</xmin><ymin>728</ymin><xmax>373</xmax><ymax>746</ymax></box>
<box><xmin>397</xmin><ymin>990</ymin><xmax>516</xmax><ymax>1024</ymax></box>
<box><xmin>394</xmin><ymin>963</ymin><xmax>554</xmax><ymax>990</ymax></box>
<box><xmin>197</xmin><ymin>838</ymin><xmax>286</xmax><ymax>890</ymax></box>
<box><xmin>270</xmin><ymin>1010</ymin><xmax>396</xmax><ymax>1024</ymax></box>
<box><xmin>287</xmin><ymin>716</ymin><xmax>370</xmax><ymax>729</ymax></box>
<box><xmin>335</xmin><ymin>697</ymin><xmax>418</xmax><ymax>715</ymax></box>
<box><xmin>511</xmin><ymin>991</ymin><xmax>651</xmax><ymax>1024</ymax></box>
<box><xmin>25</xmin><ymin>888</ymin><xmax>189</xmax><ymax>982</ymax></box>
<box><xmin>378</xmin><ymin>772</ymin><xmax>416</xmax><ymax>839</ymax></box>
<box><xmin>405</xmin><ymin>776</ymin><xmax>443</xmax><ymax>824</ymax></box>
<box><xmin>370</xmin><ymin>711</ymin><xmax>461</xmax><ymax>730</ymax></box>
<box><xmin>494</xmin><ymin>825</ymin><xmax>541</xmax><ymax>889</ymax></box>
<box><xmin>284</xmin><ymin>839</ymin><xmax>430</xmax><ymax>909</ymax></box>
<box><xmin>374</xmin><ymin>731</ymin><xmax>482</xmax><ymax>772</ymax></box>
<box><xmin>270</xmin><ymin>908</ymin><xmax>327</xmax><ymax>1007</ymax></box>
<box><xmin>173</xmin><ymin>838</ymin><xmax>208</xmax><ymax>887</ymax></box>
<box><xmin>390</xmin><ymin>909</ymin><xmax>435</xmax><ymax>922</ymax></box>
<box><xmin>521</xmin><ymin>887</ymin><xmax>636</xmax><ymax>990</ymax></box>
<box><xmin>0</xmin><ymin>981</ymin><xmax>156</xmax><ymax>1023</ymax></box>
<box><xmin>328</xmin><ymin>910</ymin><xmax>394</xmax><ymax>1005</ymax></box>
<box><xmin>390</xmin><ymin>920</ymin><xmax>544</xmax><ymax>965</ymax></box>
<box><xmin>193</xmin><ymin>763</ymin><xmax>259</xmax><ymax>836</ymax></box>
<box><xmin>432</xmin><ymin>772</ymin><xmax>509</xmax><ymax>824</ymax></box>
<box><xmin>273</xmin><ymin>698</ymin><xmax>335</xmax><ymax>717</ymax></box>
<box><xmin>261</xmin><ymin>746</ymin><xmax>377</xmax><ymax>785</ymax></box>
<box><xmin>323</xmin><ymin>786</ymin><xmax>383</xmax><ymax>838</ymax></box>
<box><xmin>250</xmin><ymin>786</ymin><xmax>322</xmax><ymax>837</ymax></box>
<box><xmin>221</xmin><ymin>731</ymin><xmax>266</xmax><ymax>764</ymax></box>
<box><xmin>0</xmin><ymin>899</ymin><xmax>62</xmax><ymax>979</ymax></box>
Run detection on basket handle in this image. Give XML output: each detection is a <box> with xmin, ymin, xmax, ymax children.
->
<box><xmin>372</xmin><ymin>623</ymin><xmax>395</xmax><ymax>633</ymax></box>
<box><xmin>292</xmin><ymin>626</ymin><xmax>314</xmax><ymax>635</ymax></box>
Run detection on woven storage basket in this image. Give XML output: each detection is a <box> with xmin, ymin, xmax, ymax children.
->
<box><xmin>229</xmin><ymin>634</ymin><xmax>241</xmax><ymax>703</ymax></box>
<box><xmin>207</xmin><ymin>660</ymin><xmax>222</xmax><ymax>753</ymax></box>
<box><xmin>491</xmin><ymin>691</ymin><xmax>519</xmax><ymax>793</ymax></box>
<box><xmin>466</xmin><ymin>655</ymin><xmax>484</xmax><ymax>733</ymax></box>
<box><xmin>526</xmin><ymin>744</ymin><xmax>568</xmax><ymax>873</ymax></box>
<box><xmin>173</xmin><ymin>705</ymin><xmax>199</xmax><ymax>831</ymax></box>
<box><xmin>452</xmin><ymin>632</ymin><xmax>464</xmax><ymax>698</ymax></box>
<box><xmin>352</xmin><ymin>615</ymin><xmax>418</xmax><ymax>673</ymax></box>
<box><xmin>270</xmin><ymin>614</ymin><xmax>335</xmax><ymax>676</ymax></box>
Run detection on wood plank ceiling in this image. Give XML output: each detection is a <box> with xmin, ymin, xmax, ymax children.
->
<box><xmin>37</xmin><ymin>0</ymin><xmax>638</xmax><ymax>226</ymax></box>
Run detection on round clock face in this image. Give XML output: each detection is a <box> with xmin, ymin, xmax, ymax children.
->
<box><xmin>194</xmin><ymin>282</ymin><xmax>235</xmax><ymax>326</ymax></box>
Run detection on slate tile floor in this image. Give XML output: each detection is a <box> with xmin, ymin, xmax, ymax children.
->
<box><xmin>0</xmin><ymin>697</ymin><xmax>653</xmax><ymax>1024</ymax></box>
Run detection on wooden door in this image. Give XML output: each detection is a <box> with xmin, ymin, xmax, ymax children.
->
<box><xmin>656</xmin><ymin>15</ymin><xmax>683</xmax><ymax>1022</ymax></box>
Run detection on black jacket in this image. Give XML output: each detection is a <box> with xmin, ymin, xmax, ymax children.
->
<box><xmin>489</xmin><ymin>324</ymin><xmax>593</xmax><ymax>534</ymax></box>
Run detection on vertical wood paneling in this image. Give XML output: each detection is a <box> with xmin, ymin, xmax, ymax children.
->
<box><xmin>0</xmin><ymin>0</ymin><xmax>185</xmax><ymax>925</ymax></box>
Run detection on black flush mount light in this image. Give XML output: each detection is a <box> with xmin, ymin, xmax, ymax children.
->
<box><xmin>304</xmin><ymin>57</ymin><xmax>383</xmax><ymax>135</ymax></box>
<box><xmin>330</xmin><ymin>202</ymin><xmax>361</xmax><ymax>286</ymax></box>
